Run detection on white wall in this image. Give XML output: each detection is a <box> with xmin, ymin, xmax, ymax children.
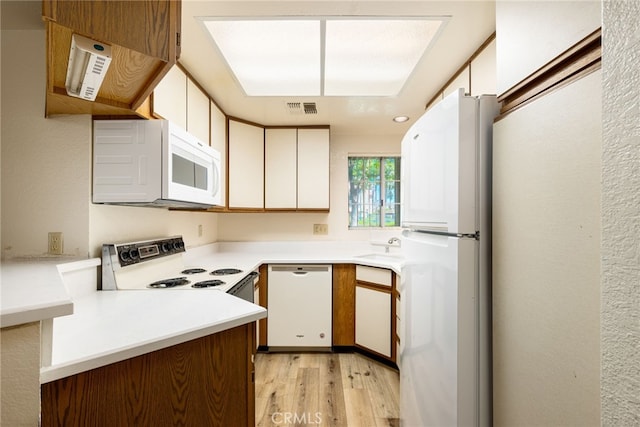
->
<box><xmin>496</xmin><ymin>0</ymin><xmax>601</xmax><ymax>94</ymax></box>
<box><xmin>493</xmin><ymin>71</ymin><xmax>601</xmax><ymax>426</ymax></box>
<box><xmin>1</xmin><ymin>26</ymin><xmax>91</xmax><ymax>259</ymax></box>
<box><xmin>217</xmin><ymin>132</ymin><xmax>402</xmax><ymax>242</ymax></box>
<box><xmin>492</xmin><ymin>1</ymin><xmax>602</xmax><ymax>425</ymax></box>
<box><xmin>601</xmin><ymin>1</ymin><xmax>640</xmax><ymax>424</ymax></box>
<box><xmin>0</xmin><ymin>2</ymin><xmax>220</xmax><ymax>260</ymax></box>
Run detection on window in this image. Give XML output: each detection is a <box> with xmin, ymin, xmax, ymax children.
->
<box><xmin>348</xmin><ymin>156</ymin><xmax>401</xmax><ymax>228</ymax></box>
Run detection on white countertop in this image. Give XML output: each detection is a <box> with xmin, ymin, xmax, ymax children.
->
<box><xmin>34</xmin><ymin>240</ymin><xmax>403</xmax><ymax>383</ymax></box>
<box><xmin>0</xmin><ymin>258</ymin><xmax>87</xmax><ymax>328</ymax></box>
<box><xmin>41</xmin><ymin>289</ymin><xmax>266</xmax><ymax>383</ymax></box>
<box><xmin>184</xmin><ymin>240</ymin><xmax>404</xmax><ymax>276</ymax></box>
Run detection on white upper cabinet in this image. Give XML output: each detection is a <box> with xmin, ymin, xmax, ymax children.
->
<box><xmin>152</xmin><ymin>65</ymin><xmax>187</xmax><ymax>130</ymax></box>
<box><xmin>265</xmin><ymin>128</ymin><xmax>298</xmax><ymax>209</ymax></box>
<box><xmin>228</xmin><ymin>119</ymin><xmax>264</xmax><ymax>209</ymax></box>
<box><xmin>210</xmin><ymin>101</ymin><xmax>226</xmax><ymax>206</ymax></box>
<box><xmin>470</xmin><ymin>38</ymin><xmax>497</xmax><ymax>97</ymax></box>
<box><xmin>297</xmin><ymin>129</ymin><xmax>330</xmax><ymax>209</ymax></box>
<box><xmin>186</xmin><ymin>80</ymin><xmax>210</xmax><ymax>145</ymax></box>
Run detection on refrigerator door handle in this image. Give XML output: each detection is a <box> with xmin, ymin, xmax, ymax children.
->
<box><xmin>402</xmin><ymin>229</ymin><xmax>479</xmax><ymax>240</ymax></box>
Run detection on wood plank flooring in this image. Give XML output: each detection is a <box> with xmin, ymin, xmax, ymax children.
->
<box><xmin>255</xmin><ymin>352</ymin><xmax>399</xmax><ymax>427</ymax></box>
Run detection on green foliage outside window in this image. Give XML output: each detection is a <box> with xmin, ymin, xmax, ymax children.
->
<box><xmin>348</xmin><ymin>156</ymin><xmax>401</xmax><ymax>228</ymax></box>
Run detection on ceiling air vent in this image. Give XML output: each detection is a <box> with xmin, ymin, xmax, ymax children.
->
<box><xmin>285</xmin><ymin>101</ymin><xmax>318</xmax><ymax>115</ymax></box>
<box><xmin>303</xmin><ymin>102</ymin><xmax>318</xmax><ymax>114</ymax></box>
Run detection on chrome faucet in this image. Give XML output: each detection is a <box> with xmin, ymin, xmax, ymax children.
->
<box><xmin>386</xmin><ymin>237</ymin><xmax>401</xmax><ymax>253</ymax></box>
<box><xmin>388</xmin><ymin>237</ymin><xmax>401</xmax><ymax>245</ymax></box>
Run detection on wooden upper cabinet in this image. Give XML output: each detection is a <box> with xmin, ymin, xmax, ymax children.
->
<box><xmin>42</xmin><ymin>0</ymin><xmax>181</xmax><ymax>117</ymax></box>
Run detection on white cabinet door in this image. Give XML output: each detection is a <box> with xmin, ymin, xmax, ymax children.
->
<box><xmin>297</xmin><ymin>128</ymin><xmax>329</xmax><ymax>209</ymax></box>
<box><xmin>153</xmin><ymin>65</ymin><xmax>187</xmax><ymax>130</ymax></box>
<box><xmin>265</xmin><ymin>128</ymin><xmax>297</xmax><ymax>209</ymax></box>
<box><xmin>355</xmin><ymin>285</ymin><xmax>391</xmax><ymax>357</ymax></box>
<box><xmin>210</xmin><ymin>101</ymin><xmax>226</xmax><ymax>206</ymax></box>
<box><xmin>187</xmin><ymin>80</ymin><xmax>210</xmax><ymax>145</ymax></box>
<box><xmin>228</xmin><ymin>119</ymin><xmax>264</xmax><ymax>208</ymax></box>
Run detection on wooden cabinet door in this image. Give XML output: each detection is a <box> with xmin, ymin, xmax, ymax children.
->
<box><xmin>153</xmin><ymin>65</ymin><xmax>187</xmax><ymax>130</ymax></box>
<box><xmin>265</xmin><ymin>128</ymin><xmax>297</xmax><ymax>209</ymax></box>
<box><xmin>297</xmin><ymin>128</ymin><xmax>330</xmax><ymax>209</ymax></box>
<box><xmin>332</xmin><ymin>264</ymin><xmax>356</xmax><ymax>346</ymax></box>
<box><xmin>228</xmin><ymin>120</ymin><xmax>264</xmax><ymax>209</ymax></box>
<box><xmin>187</xmin><ymin>80</ymin><xmax>210</xmax><ymax>145</ymax></box>
<box><xmin>355</xmin><ymin>285</ymin><xmax>392</xmax><ymax>358</ymax></box>
<box><xmin>41</xmin><ymin>324</ymin><xmax>255</xmax><ymax>427</ymax></box>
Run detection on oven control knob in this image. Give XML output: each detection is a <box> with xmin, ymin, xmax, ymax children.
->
<box><xmin>172</xmin><ymin>241</ymin><xmax>184</xmax><ymax>251</ymax></box>
<box><xmin>129</xmin><ymin>248</ymin><xmax>140</xmax><ymax>260</ymax></box>
<box><xmin>160</xmin><ymin>242</ymin><xmax>171</xmax><ymax>253</ymax></box>
<box><xmin>119</xmin><ymin>250</ymin><xmax>130</xmax><ymax>262</ymax></box>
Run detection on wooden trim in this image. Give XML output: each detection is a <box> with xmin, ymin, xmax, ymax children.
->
<box><xmin>42</xmin><ymin>0</ymin><xmax>56</xmax><ymax>22</ymax></box>
<box><xmin>265</xmin><ymin>124</ymin><xmax>330</xmax><ymax>130</ymax></box>
<box><xmin>497</xmin><ymin>28</ymin><xmax>601</xmax><ymax>118</ymax></box>
<box><xmin>227</xmin><ymin>115</ymin><xmax>264</xmax><ymax>128</ymax></box>
<box><xmin>355</xmin><ymin>281</ymin><xmax>392</xmax><ymax>293</ymax></box>
<box><xmin>390</xmin><ymin>273</ymin><xmax>397</xmax><ymax>363</ymax></box>
<box><xmin>247</xmin><ymin>322</ymin><xmax>256</xmax><ymax>427</ymax></box>
<box><xmin>425</xmin><ymin>32</ymin><xmax>496</xmax><ymax>110</ymax></box>
<box><xmin>332</xmin><ymin>264</ymin><xmax>356</xmax><ymax>346</ymax></box>
<box><xmin>258</xmin><ymin>265</ymin><xmax>268</xmax><ymax>347</ymax></box>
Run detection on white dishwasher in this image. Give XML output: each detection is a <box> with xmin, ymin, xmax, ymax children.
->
<box><xmin>267</xmin><ymin>264</ymin><xmax>332</xmax><ymax>349</ymax></box>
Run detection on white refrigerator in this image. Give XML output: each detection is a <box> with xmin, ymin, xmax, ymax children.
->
<box><xmin>399</xmin><ymin>88</ymin><xmax>498</xmax><ymax>427</ymax></box>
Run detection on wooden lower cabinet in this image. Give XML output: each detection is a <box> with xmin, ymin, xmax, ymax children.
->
<box><xmin>332</xmin><ymin>264</ymin><xmax>356</xmax><ymax>347</ymax></box>
<box><xmin>41</xmin><ymin>323</ymin><xmax>255</xmax><ymax>427</ymax></box>
<box><xmin>257</xmin><ymin>264</ymin><xmax>268</xmax><ymax>348</ymax></box>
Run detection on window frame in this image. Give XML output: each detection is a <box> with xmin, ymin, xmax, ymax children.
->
<box><xmin>347</xmin><ymin>155</ymin><xmax>401</xmax><ymax>229</ymax></box>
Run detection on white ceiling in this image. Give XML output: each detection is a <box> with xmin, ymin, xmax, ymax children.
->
<box><xmin>179</xmin><ymin>1</ymin><xmax>496</xmax><ymax>137</ymax></box>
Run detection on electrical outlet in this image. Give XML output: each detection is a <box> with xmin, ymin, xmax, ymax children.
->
<box><xmin>313</xmin><ymin>223</ymin><xmax>328</xmax><ymax>235</ymax></box>
<box><xmin>48</xmin><ymin>232</ymin><xmax>63</xmax><ymax>255</ymax></box>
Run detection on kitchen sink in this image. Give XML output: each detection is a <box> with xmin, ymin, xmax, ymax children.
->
<box><xmin>354</xmin><ymin>253</ymin><xmax>404</xmax><ymax>262</ymax></box>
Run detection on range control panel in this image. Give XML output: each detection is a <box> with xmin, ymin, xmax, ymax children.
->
<box><xmin>108</xmin><ymin>236</ymin><xmax>185</xmax><ymax>267</ymax></box>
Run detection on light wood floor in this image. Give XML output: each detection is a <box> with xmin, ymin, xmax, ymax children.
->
<box><xmin>255</xmin><ymin>352</ymin><xmax>399</xmax><ymax>427</ymax></box>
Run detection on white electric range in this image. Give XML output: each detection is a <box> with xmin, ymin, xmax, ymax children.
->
<box><xmin>101</xmin><ymin>236</ymin><xmax>257</xmax><ymax>302</ymax></box>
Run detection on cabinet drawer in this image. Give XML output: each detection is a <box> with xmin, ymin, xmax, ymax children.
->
<box><xmin>355</xmin><ymin>265</ymin><xmax>392</xmax><ymax>287</ymax></box>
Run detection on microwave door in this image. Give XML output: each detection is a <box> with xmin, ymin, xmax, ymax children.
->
<box><xmin>163</xmin><ymin>123</ymin><xmax>221</xmax><ymax>206</ymax></box>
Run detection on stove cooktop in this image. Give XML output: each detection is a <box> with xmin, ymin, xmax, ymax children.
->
<box><xmin>101</xmin><ymin>236</ymin><xmax>250</xmax><ymax>292</ymax></box>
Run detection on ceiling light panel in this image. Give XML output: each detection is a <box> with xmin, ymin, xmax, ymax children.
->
<box><xmin>324</xmin><ymin>19</ymin><xmax>443</xmax><ymax>96</ymax></box>
<box><xmin>204</xmin><ymin>20</ymin><xmax>321</xmax><ymax>96</ymax></box>
<box><xmin>202</xmin><ymin>17</ymin><xmax>444</xmax><ymax>97</ymax></box>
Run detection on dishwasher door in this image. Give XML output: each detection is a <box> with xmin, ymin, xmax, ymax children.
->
<box><xmin>267</xmin><ymin>265</ymin><xmax>332</xmax><ymax>349</ymax></box>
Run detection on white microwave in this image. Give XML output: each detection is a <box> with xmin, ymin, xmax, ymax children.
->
<box><xmin>93</xmin><ymin>120</ymin><xmax>222</xmax><ymax>208</ymax></box>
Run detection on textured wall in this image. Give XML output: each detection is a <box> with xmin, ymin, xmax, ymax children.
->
<box><xmin>601</xmin><ymin>1</ymin><xmax>640</xmax><ymax>424</ymax></box>
<box><xmin>0</xmin><ymin>323</ymin><xmax>41</xmax><ymax>426</ymax></box>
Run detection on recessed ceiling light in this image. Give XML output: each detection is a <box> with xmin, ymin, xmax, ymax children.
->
<box><xmin>393</xmin><ymin>116</ymin><xmax>410</xmax><ymax>123</ymax></box>
<box><xmin>201</xmin><ymin>17</ymin><xmax>445</xmax><ymax>97</ymax></box>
